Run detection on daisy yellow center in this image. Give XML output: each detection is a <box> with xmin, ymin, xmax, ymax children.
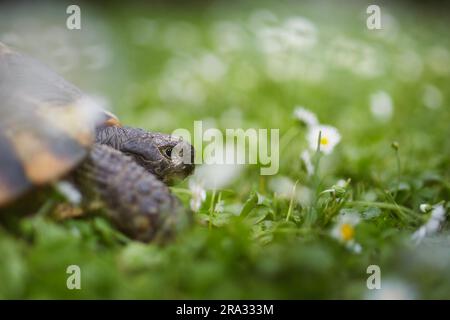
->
<box><xmin>320</xmin><ymin>136</ymin><xmax>329</xmax><ymax>146</ymax></box>
<box><xmin>340</xmin><ymin>223</ymin><xmax>354</xmax><ymax>241</ymax></box>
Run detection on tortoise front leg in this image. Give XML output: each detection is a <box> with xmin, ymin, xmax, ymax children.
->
<box><xmin>76</xmin><ymin>144</ymin><xmax>190</xmax><ymax>242</ymax></box>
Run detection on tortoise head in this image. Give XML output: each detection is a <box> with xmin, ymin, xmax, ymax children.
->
<box><xmin>120</xmin><ymin>129</ymin><xmax>195</xmax><ymax>185</ymax></box>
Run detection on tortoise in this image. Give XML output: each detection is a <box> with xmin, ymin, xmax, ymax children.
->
<box><xmin>0</xmin><ymin>41</ymin><xmax>195</xmax><ymax>242</ymax></box>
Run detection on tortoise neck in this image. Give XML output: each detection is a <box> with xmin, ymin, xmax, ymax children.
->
<box><xmin>95</xmin><ymin>126</ymin><xmax>136</xmax><ymax>150</ymax></box>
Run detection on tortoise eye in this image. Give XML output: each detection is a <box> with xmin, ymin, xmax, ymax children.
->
<box><xmin>163</xmin><ymin>147</ymin><xmax>173</xmax><ymax>159</ymax></box>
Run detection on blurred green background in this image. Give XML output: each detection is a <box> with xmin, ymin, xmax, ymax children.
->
<box><xmin>0</xmin><ymin>0</ymin><xmax>449</xmax><ymax>299</ymax></box>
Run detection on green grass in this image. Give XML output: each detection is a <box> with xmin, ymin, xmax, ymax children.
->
<box><xmin>0</xmin><ymin>1</ymin><xmax>449</xmax><ymax>299</ymax></box>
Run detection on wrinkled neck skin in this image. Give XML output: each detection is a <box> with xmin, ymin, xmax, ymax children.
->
<box><xmin>95</xmin><ymin>125</ymin><xmax>167</xmax><ymax>180</ymax></box>
<box><xmin>94</xmin><ymin>125</ymin><xmax>195</xmax><ymax>184</ymax></box>
<box><xmin>95</xmin><ymin>126</ymin><xmax>164</xmax><ymax>165</ymax></box>
<box><xmin>95</xmin><ymin>125</ymin><xmax>142</xmax><ymax>149</ymax></box>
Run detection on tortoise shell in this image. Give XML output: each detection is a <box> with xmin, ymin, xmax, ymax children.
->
<box><xmin>0</xmin><ymin>42</ymin><xmax>118</xmax><ymax>207</ymax></box>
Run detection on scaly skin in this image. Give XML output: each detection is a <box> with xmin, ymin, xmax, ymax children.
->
<box><xmin>95</xmin><ymin>126</ymin><xmax>195</xmax><ymax>184</ymax></box>
<box><xmin>77</xmin><ymin>144</ymin><xmax>191</xmax><ymax>242</ymax></box>
<box><xmin>75</xmin><ymin>126</ymin><xmax>195</xmax><ymax>242</ymax></box>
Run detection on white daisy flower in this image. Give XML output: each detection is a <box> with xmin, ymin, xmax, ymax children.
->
<box><xmin>189</xmin><ymin>180</ymin><xmax>206</xmax><ymax>212</ymax></box>
<box><xmin>331</xmin><ymin>212</ymin><xmax>360</xmax><ymax>241</ymax></box>
<box><xmin>370</xmin><ymin>91</ymin><xmax>393</xmax><ymax>122</ymax></box>
<box><xmin>331</xmin><ymin>212</ymin><xmax>362</xmax><ymax>253</ymax></box>
<box><xmin>419</xmin><ymin>203</ymin><xmax>432</xmax><ymax>213</ymax></box>
<box><xmin>300</xmin><ymin>150</ymin><xmax>314</xmax><ymax>176</ymax></box>
<box><xmin>293</xmin><ymin>106</ymin><xmax>319</xmax><ymax>127</ymax></box>
<box><xmin>412</xmin><ymin>204</ymin><xmax>446</xmax><ymax>244</ymax></box>
<box><xmin>307</xmin><ymin>125</ymin><xmax>341</xmax><ymax>155</ymax></box>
